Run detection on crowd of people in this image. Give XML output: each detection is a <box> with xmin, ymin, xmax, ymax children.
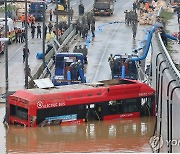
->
<box><xmin>73</xmin><ymin>45</ymin><xmax>88</xmax><ymax>64</ymax></box>
<box><xmin>74</xmin><ymin>12</ymin><xmax>96</xmax><ymax>39</ymax></box>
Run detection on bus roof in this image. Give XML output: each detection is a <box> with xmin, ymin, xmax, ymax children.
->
<box><xmin>9</xmin><ymin>79</ymin><xmax>155</xmax><ymax>103</ymax></box>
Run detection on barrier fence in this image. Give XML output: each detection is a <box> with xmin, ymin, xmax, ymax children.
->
<box><xmin>151</xmin><ymin>7</ymin><xmax>180</xmax><ymax>153</ymax></box>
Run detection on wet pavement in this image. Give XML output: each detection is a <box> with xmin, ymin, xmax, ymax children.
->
<box><xmin>0</xmin><ymin>0</ymin><xmax>94</xmax><ymax>93</ymax></box>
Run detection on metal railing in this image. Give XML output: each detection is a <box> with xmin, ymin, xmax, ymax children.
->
<box><xmin>152</xmin><ymin>6</ymin><xmax>180</xmax><ymax>153</ymax></box>
<box><xmin>156</xmin><ymin>33</ymin><xmax>180</xmax><ymax>84</ymax></box>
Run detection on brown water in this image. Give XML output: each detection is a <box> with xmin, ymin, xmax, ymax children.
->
<box><xmin>0</xmin><ymin>105</ymin><xmax>155</xmax><ymax>153</ymax></box>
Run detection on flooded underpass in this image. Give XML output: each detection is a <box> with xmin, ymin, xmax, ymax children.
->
<box><xmin>0</xmin><ymin>104</ymin><xmax>155</xmax><ymax>153</ymax></box>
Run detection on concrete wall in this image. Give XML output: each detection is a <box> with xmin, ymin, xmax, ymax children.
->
<box><xmin>152</xmin><ymin>30</ymin><xmax>180</xmax><ymax>153</ymax></box>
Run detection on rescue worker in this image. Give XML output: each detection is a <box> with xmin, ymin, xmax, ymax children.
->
<box><xmin>15</xmin><ymin>27</ymin><xmax>19</xmax><ymax>43</ymax></box>
<box><xmin>24</xmin><ymin>65</ymin><xmax>32</xmax><ymax>79</ymax></box>
<box><xmin>70</xmin><ymin>7</ymin><xmax>74</xmax><ymax>21</ymax></box>
<box><xmin>44</xmin><ymin>24</ymin><xmax>47</xmax><ymax>38</ymax></box>
<box><xmin>132</xmin><ymin>23</ymin><xmax>137</xmax><ymax>39</ymax></box>
<box><xmin>126</xmin><ymin>11</ymin><xmax>130</xmax><ymax>25</ymax></box>
<box><xmin>48</xmin><ymin>22</ymin><xmax>53</xmax><ymax>33</ymax></box>
<box><xmin>82</xmin><ymin>45</ymin><xmax>88</xmax><ymax>64</ymax></box>
<box><xmin>79</xmin><ymin>3</ymin><xmax>84</xmax><ymax>15</ymax></box>
<box><xmin>37</xmin><ymin>23</ymin><xmax>41</xmax><ymax>38</ymax></box>
<box><xmin>108</xmin><ymin>54</ymin><xmax>114</xmax><ymax>72</ymax></box>
<box><xmin>74</xmin><ymin>22</ymin><xmax>79</xmax><ymax>35</ymax></box>
<box><xmin>62</xmin><ymin>44</ymin><xmax>69</xmax><ymax>52</ymax></box>
<box><xmin>78</xmin><ymin>45</ymin><xmax>83</xmax><ymax>53</ymax></box>
<box><xmin>21</xmin><ymin>14</ymin><xmax>25</xmax><ymax>28</ymax></box>
<box><xmin>73</xmin><ymin>46</ymin><xmax>78</xmax><ymax>53</ymax></box>
<box><xmin>87</xmin><ymin>12</ymin><xmax>92</xmax><ymax>30</ymax></box>
<box><xmin>27</xmin><ymin>14</ymin><xmax>31</xmax><ymax>27</ymax></box>
<box><xmin>159</xmin><ymin>27</ymin><xmax>168</xmax><ymax>46</ymax></box>
<box><xmin>82</xmin><ymin>24</ymin><xmax>86</xmax><ymax>38</ymax></box>
<box><xmin>91</xmin><ymin>16</ymin><xmax>95</xmax><ymax>25</ymax></box>
<box><xmin>23</xmin><ymin>46</ymin><xmax>30</xmax><ymax>63</ymax></box>
<box><xmin>18</xmin><ymin>28</ymin><xmax>22</xmax><ymax>43</ymax></box>
<box><xmin>132</xmin><ymin>1</ymin><xmax>137</xmax><ymax>12</ymax></box>
<box><xmin>84</xmin><ymin>24</ymin><xmax>89</xmax><ymax>38</ymax></box>
<box><xmin>160</xmin><ymin>17</ymin><xmax>166</xmax><ymax>27</ymax></box>
<box><xmin>124</xmin><ymin>10</ymin><xmax>128</xmax><ymax>24</ymax></box>
<box><xmin>70</xmin><ymin>61</ymin><xmax>78</xmax><ymax>80</ymax></box>
<box><xmin>21</xmin><ymin>28</ymin><xmax>26</xmax><ymax>43</ymax></box>
<box><xmin>49</xmin><ymin>9</ymin><xmax>53</xmax><ymax>21</ymax></box>
<box><xmin>31</xmin><ymin>15</ymin><xmax>36</xmax><ymax>28</ymax></box>
<box><xmin>82</xmin><ymin>16</ymin><xmax>86</xmax><ymax>25</ymax></box>
<box><xmin>31</xmin><ymin>23</ymin><xmax>36</xmax><ymax>39</ymax></box>
<box><xmin>91</xmin><ymin>23</ymin><xmax>95</xmax><ymax>37</ymax></box>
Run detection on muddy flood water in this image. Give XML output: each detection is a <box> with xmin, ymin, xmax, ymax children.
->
<box><xmin>0</xmin><ymin>104</ymin><xmax>155</xmax><ymax>153</ymax></box>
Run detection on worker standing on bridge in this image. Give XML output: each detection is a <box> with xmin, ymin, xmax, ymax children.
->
<box><xmin>31</xmin><ymin>23</ymin><xmax>36</xmax><ymax>39</ymax></box>
<box><xmin>82</xmin><ymin>45</ymin><xmax>88</xmax><ymax>64</ymax></box>
<box><xmin>78</xmin><ymin>2</ymin><xmax>84</xmax><ymax>15</ymax></box>
<box><xmin>21</xmin><ymin>28</ymin><xmax>26</xmax><ymax>43</ymax></box>
<box><xmin>24</xmin><ymin>65</ymin><xmax>32</xmax><ymax>79</ymax></box>
<box><xmin>108</xmin><ymin>54</ymin><xmax>114</xmax><ymax>72</ymax></box>
<box><xmin>132</xmin><ymin>1</ymin><xmax>137</xmax><ymax>13</ymax></box>
<box><xmin>159</xmin><ymin>27</ymin><xmax>168</xmax><ymax>46</ymax></box>
<box><xmin>70</xmin><ymin>7</ymin><xmax>74</xmax><ymax>21</ymax></box>
<box><xmin>73</xmin><ymin>46</ymin><xmax>78</xmax><ymax>53</ymax></box>
<box><xmin>49</xmin><ymin>9</ymin><xmax>53</xmax><ymax>21</ymax></box>
<box><xmin>37</xmin><ymin>23</ymin><xmax>42</xmax><ymax>39</ymax></box>
<box><xmin>21</xmin><ymin>14</ymin><xmax>25</xmax><ymax>28</ymax></box>
<box><xmin>78</xmin><ymin>45</ymin><xmax>83</xmax><ymax>53</ymax></box>
<box><xmin>23</xmin><ymin>46</ymin><xmax>30</xmax><ymax>63</ymax></box>
<box><xmin>91</xmin><ymin>23</ymin><xmax>95</xmax><ymax>38</ymax></box>
<box><xmin>48</xmin><ymin>22</ymin><xmax>53</xmax><ymax>33</ymax></box>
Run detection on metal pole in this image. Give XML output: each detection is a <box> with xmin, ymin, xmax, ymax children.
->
<box><xmin>42</xmin><ymin>3</ymin><xmax>46</xmax><ymax>69</ymax></box>
<box><xmin>169</xmin><ymin>86</ymin><xmax>180</xmax><ymax>153</ymax></box>
<box><xmin>157</xmin><ymin>67</ymin><xmax>168</xmax><ymax>153</ymax></box>
<box><xmin>4</xmin><ymin>0</ymin><xmax>9</xmax><ymax>123</ymax></box>
<box><xmin>68</xmin><ymin>0</ymin><xmax>70</xmax><ymax>27</ymax></box>
<box><xmin>25</xmin><ymin>0</ymin><xmax>29</xmax><ymax>89</ymax></box>
<box><xmin>56</xmin><ymin>0</ymin><xmax>58</xmax><ymax>41</ymax></box>
<box><xmin>166</xmin><ymin>79</ymin><xmax>176</xmax><ymax>153</ymax></box>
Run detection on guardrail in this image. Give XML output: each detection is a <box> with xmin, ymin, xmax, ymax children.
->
<box><xmin>156</xmin><ymin>33</ymin><xmax>180</xmax><ymax>84</ymax></box>
<box><xmin>156</xmin><ymin>7</ymin><xmax>180</xmax><ymax>84</ymax></box>
<box><xmin>152</xmin><ymin>7</ymin><xmax>180</xmax><ymax>153</ymax></box>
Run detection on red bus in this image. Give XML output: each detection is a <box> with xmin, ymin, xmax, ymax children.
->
<box><xmin>8</xmin><ymin>79</ymin><xmax>155</xmax><ymax>127</ymax></box>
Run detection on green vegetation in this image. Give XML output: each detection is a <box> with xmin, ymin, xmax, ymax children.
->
<box><xmin>160</xmin><ymin>9</ymin><xmax>173</xmax><ymax>22</ymax></box>
<box><xmin>0</xmin><ymin>4</ymin><xmax>16</xmax><ymax>13</ymax></box>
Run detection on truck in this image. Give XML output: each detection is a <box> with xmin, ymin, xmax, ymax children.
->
<box><xmin>93</xmin><ymin>0</ymin><xmax>114</xmax><ymax>16</ymax></box>
<box><xmin>29</xmin><ymin>1</ymin><xmax>47</xmax><ymax>21</ymax></box>
<box><xmin>52</xmin><ymin>53</ymin><xmax>86</xmax><ymax>86</ymax></box>
<box><xmin>53</xmin><ymin>0</ymin><xmax>68</xmax><ymax>15</ymax></box>
<box><xmin>109</xmin><ymin>54</ymin><xmax>138</xmax><ymax>80</ymax></box>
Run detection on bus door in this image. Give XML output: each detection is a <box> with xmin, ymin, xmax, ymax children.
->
<box><xmin>85</xmin><ymin>104</ymin><xmax>103</xmax><ymax>122</ymax></box>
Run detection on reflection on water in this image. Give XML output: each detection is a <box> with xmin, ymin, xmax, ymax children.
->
<box><xmin>6</xmin><ymin>116</ymin><xmax>155</xmax><ymax>153</ymax></box>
